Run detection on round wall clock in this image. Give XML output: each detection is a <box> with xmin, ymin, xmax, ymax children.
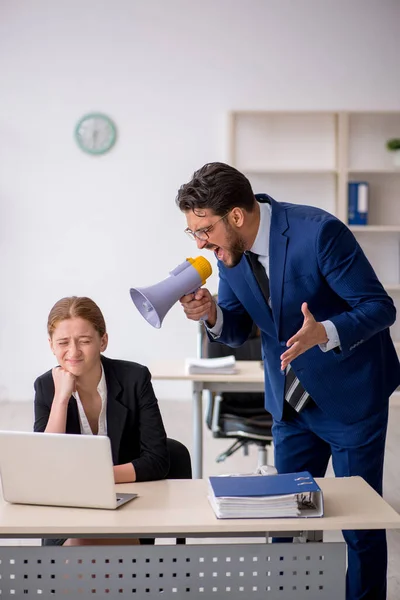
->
<box><xmin>75</xmin><ymin>113</ymin><xmax>117</xmax><ymax>155</ymax></box>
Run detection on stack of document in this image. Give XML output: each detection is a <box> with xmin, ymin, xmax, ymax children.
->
<box><xmin>208</xmin><ymin>472</ymin><xmax>324</xmax><ymax>519</ymax></box>
<box><xmin>185</xmin><ymin>355</ymin><xmax>237</xmax><ymax>375</ymax></box>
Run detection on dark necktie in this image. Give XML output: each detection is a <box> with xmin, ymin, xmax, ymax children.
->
<box><xmin>246</xmin><ymin>251</ymin><xmax>271</xmax><ymax>305</ymax></box>
<box><xmin>246</xmin><ymin>251</ymin><xmax>310</xmax><ymax>413</ymax></box>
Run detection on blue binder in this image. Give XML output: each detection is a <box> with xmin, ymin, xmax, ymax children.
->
<box><xmin>208</xmin><ymin>471</ymin><xmax>324</xmax><ymax>518</ymax></box>
<box><xmin>209</xmin><ymin>471</ymin><xmax>320</xmax><ymax>497</ymax></box>
<box><xmin>348</xmin><ymin>181</ymin><xmax>369</xmax><ymax>225</ymax></box>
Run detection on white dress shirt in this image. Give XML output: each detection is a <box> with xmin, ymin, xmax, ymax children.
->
<box><xmin>208</xmin><ymin>201</ymin><xmax>340</xmax><ymax>352</ymax></box>
<box><xmin>72</xmin><ymin>364</ymin><xmax>108</xmax><ymax>436</ymax></box>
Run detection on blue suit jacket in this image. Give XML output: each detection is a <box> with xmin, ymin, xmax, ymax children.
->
<box><xmin>213</xmin><ymin>195</ymin><xmax>400</xmax><ymax>424</ymax></box>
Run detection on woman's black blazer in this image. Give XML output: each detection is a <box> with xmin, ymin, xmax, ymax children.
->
<box><xmin>33</xmin><ymin>355</ymin><xmax>169</xmax><ymax>481</ymax></box>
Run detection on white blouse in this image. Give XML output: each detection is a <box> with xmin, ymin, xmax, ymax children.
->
<box><xmin>72</xmin><ymin>364</ymin><xmax>107</xmax><ymax>436</ymax></box>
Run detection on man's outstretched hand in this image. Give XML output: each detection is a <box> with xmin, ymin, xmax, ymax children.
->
<box><xmin>280</xmin><ymin>302</ymin><xmax>328</xmax><ymax>370</ymax></box>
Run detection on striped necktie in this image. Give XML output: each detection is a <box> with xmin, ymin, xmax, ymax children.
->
<box><xmin>284</xmin><ymin>364</ymin><xmax>311</xmax><ymax>412</ymax></box>
<box><xmin>246</xmin><ymin>251</ymin><xmax>311</xmax><ymax>413</ymax></box>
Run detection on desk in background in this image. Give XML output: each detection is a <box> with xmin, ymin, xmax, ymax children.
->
<box><xmin>1</xmin><ymin>477</ymin><xmax>399</xmax><ymax>599</ymax></box>
<box><xmin>150</xmin><ymin>360</ymin><xmax>265</xmax><ymax>479</ymax></box>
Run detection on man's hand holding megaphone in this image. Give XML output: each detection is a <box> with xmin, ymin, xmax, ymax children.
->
<box><xmin>130</xmin><ymin>256</ymin><xmax>214</xmax><ymax>329</ymax></box>
<box><xmin>179</xmin><ymin>288</ymin><xmax>217</xmax><ymax>328</ymax></box>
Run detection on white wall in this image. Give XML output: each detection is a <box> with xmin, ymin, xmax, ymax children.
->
<box><xmin>0</xmin><ymin>0</ymin><xmax>399</xmax><ymax>401</ymax></box>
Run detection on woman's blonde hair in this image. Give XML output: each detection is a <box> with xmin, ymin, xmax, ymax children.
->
<box><xmin>47</xmin><ymin>297</ymin><xmax>107</xmax><ymax>338</ymax></box>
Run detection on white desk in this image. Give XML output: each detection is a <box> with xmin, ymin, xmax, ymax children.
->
<box><xmin>150</xmin><ymin>360</ymin><xmax>265</xmax><ymax>478</ymax></box>
<box><xmin>0</xmin><ymin>477</ymin><xmax>399</xmax><ymax>538</ymax></box>
<box><xmin>1</xmin><ymin>478</ymin><xmax>399</xmax><ymax>599</ymax></box>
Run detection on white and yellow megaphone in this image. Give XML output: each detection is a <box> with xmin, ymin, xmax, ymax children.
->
<box><xmin>130</xmin><ymin>256</ymin><xmax>212</xmax><ymax>328</ymax></box>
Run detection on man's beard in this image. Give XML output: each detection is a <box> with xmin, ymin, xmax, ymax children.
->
<box><xmin>206</xmin><ymin>224</ymin><xmax>246</xmax><ymax>268</ymax></box>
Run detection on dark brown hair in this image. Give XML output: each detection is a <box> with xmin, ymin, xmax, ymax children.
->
<box><xmin>47</xmin><ymin>297</ymin><xmax>106</xmax><ymax>338</ymax></box>
<box><xmin>176</xmin><ymin>162</ymin><xmax>256</xmax><ymax>216</ymax></box>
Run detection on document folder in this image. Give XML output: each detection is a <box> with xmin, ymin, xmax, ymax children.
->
<box><xmin>208</xmin><ymin>471</ymin><xmax>324</xmax><ymax>519</ymax></box>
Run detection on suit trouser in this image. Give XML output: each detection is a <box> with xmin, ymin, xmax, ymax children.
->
<box><xmin>272</xmin><ymin>399</ymin><xmax>389</xmax><ymax>600</ymax></box>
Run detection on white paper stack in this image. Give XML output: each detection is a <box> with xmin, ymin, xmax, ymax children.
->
<box><xmin>208</xmin><ymin>490</ymin><xmax>301</xmax><ymax>519</ymax></box>
<box><xmin>185</xmin><ymin>355</ymin><xmax>237</xmax><ymax>375</ymax></box>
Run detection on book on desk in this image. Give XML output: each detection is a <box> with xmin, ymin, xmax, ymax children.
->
<box><xmin>208</xmin><ymin>471</ymin><xmax>324</xmax><ymax>519</ymax></box>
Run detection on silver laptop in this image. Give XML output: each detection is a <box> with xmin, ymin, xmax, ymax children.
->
<box><xmin>0</xmin><ymin>431</ymin><xmax>138</xmax><ymax>510</ymax></box>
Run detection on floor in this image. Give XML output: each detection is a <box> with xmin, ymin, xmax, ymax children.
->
<box><xmin>0</xmin><ymin>399</ymin><xmax>399</xmax><ymax>598</ymax></box>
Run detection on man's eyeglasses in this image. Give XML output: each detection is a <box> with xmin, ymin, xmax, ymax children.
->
<box><xmin>184</xmin><ymin>212</ymin><xmax>230</xmax><ymax>241</ymax></box>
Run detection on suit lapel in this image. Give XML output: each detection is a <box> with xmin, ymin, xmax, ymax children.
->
<box><xmin>102</xmin><ymin>356</ymin><xmax>128</xmax><ymax>465</ymax></box>
<box><xmin>268</xmin><ymin>199</ymin><xmax>289</xmax><ymax>337</ymax></box>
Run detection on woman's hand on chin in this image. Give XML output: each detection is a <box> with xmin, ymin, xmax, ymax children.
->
<box><xmin>52</xmin><ymin>366</ymin><xmax>76</xmax><ymax>405</ymax></box>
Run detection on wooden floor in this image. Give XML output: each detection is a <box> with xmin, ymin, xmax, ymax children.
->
<box><xmin>0</xmin><ymin>400</ymin><xmax>399</xmax><ymax>598</ymax></box>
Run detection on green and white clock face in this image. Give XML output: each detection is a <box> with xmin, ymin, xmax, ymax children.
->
<box><xmin>75</xmin><ymin>113</ymin><xmax>117</xmax><ymax>155</ymax></box>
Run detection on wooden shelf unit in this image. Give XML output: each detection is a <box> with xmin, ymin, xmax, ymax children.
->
<box><xmin>228</xmin><ymin>110</ymin><xmax>400</xmax><ymax>354</ymax></box>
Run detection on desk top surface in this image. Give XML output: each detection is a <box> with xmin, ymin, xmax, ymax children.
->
<box><xmin>149</xmin><ymin>360</ymin><xmax>265</xmax><ymax>382</ymax></box>
<box><xmin>0</xmin><ymin>477</ymin><xmax>399</xmax><ymax>537</ymax></box>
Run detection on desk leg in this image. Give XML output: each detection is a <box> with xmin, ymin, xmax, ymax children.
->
<box><xmin>192</xmin><ymin>385</ymin><xmax>203</xmax><ymax>479</ymax></box>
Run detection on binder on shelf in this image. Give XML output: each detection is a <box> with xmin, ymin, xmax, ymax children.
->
<box><xmin>348</xmin><ymin>181</ymin><xmax>369</xmax><ymax>225</ymax></box>
<box><xmin>208</xmin><ymin>471</ymin><xmax>324</xmax><ymax>519</ymax></box>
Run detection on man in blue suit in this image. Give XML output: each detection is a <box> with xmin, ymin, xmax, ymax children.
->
<box><xmin>177</xmin><ymin>162</ymin><xmax>400</xmax><ymax>600</ymax></box>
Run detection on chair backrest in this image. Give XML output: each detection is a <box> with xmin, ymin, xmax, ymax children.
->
<box><xmin>166</xmin><ymin>438</ymin><xmax>192</xmax><ymax>479</ymax></box>
<box><xmin>200</xmin><ymin>309</ymin><xmax>262</xmax><ymax>365</ymax></box>
<box><xmin>201</xmin><ymin>318</ymin><xmax>266</xmax><ymax>431</ymax></box>
<box><xmin>203</xmin><ymin>321</ymin><xmax>262</xmax><ymax>361</ymax></box>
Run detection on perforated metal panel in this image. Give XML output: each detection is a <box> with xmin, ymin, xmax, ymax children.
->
<box><xmin>0</xmin><ymin>542</ymin><xmax>345</xmax><ymax>599</ymax></box>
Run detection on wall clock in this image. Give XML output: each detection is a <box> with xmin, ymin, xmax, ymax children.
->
<box><xmin>75</xmin><ymin>113</ymin><xmax>117</xmax><ymax>155</ymax></box>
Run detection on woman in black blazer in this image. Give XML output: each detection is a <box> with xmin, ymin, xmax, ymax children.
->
<box><xmin>34</xmin><ymin>357</ymin><xmax>170</xmax><ymax>482</ymax></box>
<box><xmin>34</xmin><ymin>296</ymin><xmax>171</xmax><ymax>546</ymax></box>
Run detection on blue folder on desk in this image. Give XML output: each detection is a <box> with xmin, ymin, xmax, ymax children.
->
<box><xmin>208</xmin><ymin>471</ymin><xmax>324</xmax><ymax>519</ymax></box>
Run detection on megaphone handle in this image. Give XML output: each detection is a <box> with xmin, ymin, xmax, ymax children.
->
<box><xmin>191</xmin><ymin>286</ymin><xmax>208</xmax><ymax>323</ymax></box>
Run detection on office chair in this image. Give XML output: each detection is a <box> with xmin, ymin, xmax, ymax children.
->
<box><xmin>201</xmin><ymin>321</ymin><xmax>274</xmax><ymax>469</ymax></box>
<box><xmin>165</xmin><ymin>438</ymin><xmax>192</xmax><ymax>479</ymax></box>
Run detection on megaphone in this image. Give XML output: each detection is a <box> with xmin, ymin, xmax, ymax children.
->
<box><xmin>130</xmin><ymin>256</ymin><xmax>212</xmax><ymax>328</ymax></box>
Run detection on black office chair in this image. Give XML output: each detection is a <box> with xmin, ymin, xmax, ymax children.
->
<box><xmin>202</xmin><ymin>321</ymin><xmax>274</xmax><ymax>469</ymax></box>
<box><xmin>165</xmin><ymin>438</ymin><xmax>192</xmax><ymax>479</ymax></box>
